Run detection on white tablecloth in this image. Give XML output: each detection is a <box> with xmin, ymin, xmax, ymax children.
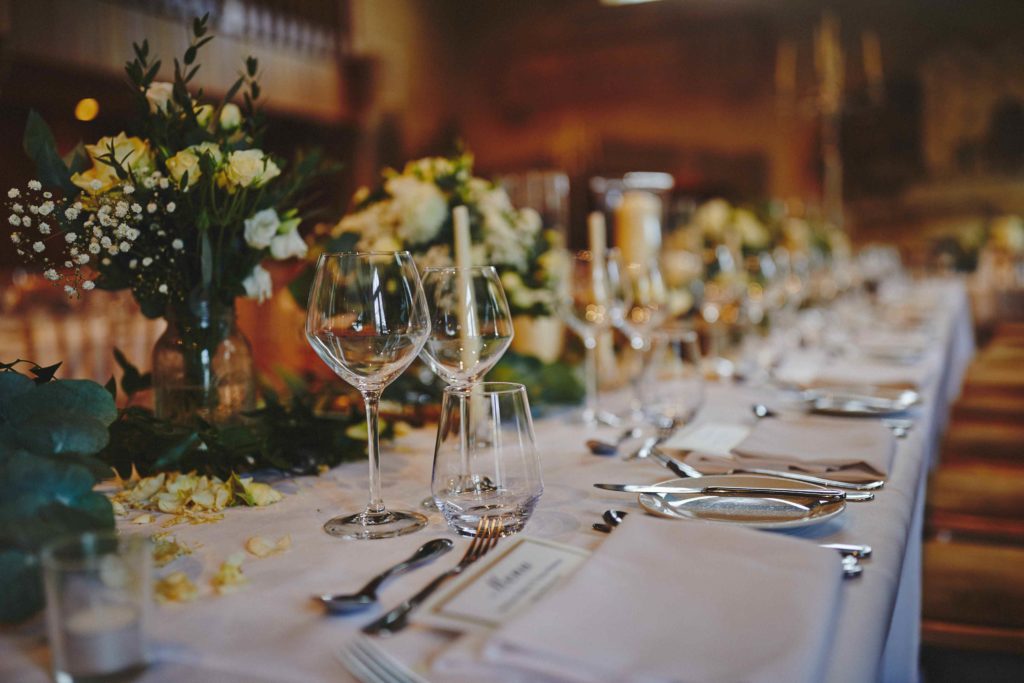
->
<box><xmin>0</xmin><ymin>278</ymin><xmax>975</xmax><ymax>683</ymax></box>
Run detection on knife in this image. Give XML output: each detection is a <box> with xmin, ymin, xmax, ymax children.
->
<box><xmin>594</xmin><ymin>483</ymin><xmax>848</xmax><ymax>500</ymax></box>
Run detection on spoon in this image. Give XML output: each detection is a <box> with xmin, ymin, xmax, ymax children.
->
<box><xmin>752</xmin><ymin>403</ymin><xmax>778</xmax><ymax>419</ymax></box>
<box><xmin>316</xmin><ymin>538</ymin><xmax>454</xmax><ymax>615</ymax></box>
<box><xmin>587</xmin><ymin>427</ymin><xmax>642</xmax><ymax>456</ymax></box>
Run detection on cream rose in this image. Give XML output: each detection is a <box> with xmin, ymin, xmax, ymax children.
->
<box><xmin>219</xmin><ymin>103</ymin><xmax>242</xmax><ymax>130</ymax></box>
<box><xmin>243</xmin><ymin>208</ymin><xmax>280</xmax><ymax>249</ymax></box>
<box><xmin>221</xmin><ymin>149</ymin><xmax>281</xmax><ymax>190</ymax></box>
<box><xmin>145</xmin><ymin>82</ymin><xmax>175</xmax><ymax>113</ymax></box>
<box><xmin>194</xmin><ymin>104</ymin><xmax>214</xmax><ymax>128</ymax></box>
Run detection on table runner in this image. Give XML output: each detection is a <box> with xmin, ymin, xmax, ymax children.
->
<box><xmin>0</xmin><ymin>278</ymin><xmax>974</xmax><ymax>683</ymax></box>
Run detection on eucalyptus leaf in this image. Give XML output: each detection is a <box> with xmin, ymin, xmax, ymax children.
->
<box><xmin>23</xmin><ymin>110</ymin><xmax>77</xmax><ymax>194</ymax></box>
<box><xmin>0</xmin><ymin>550</ymin><xmax>42</xmax><ymax>624</ymax></box>
<box><xmin>6</xmin><ymin>380</ymin><xmax>117</xmax><ymax>431</ymax></box>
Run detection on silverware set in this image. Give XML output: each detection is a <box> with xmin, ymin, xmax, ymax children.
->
<box><xmin>362</xmin><ymin>517</ymin><xmax>502</xmax><ymax>636</ymax></box>
<box><xmin>591</xmin><ymin>510</ymin><xmax>869</xmax><ymax>578</ymax></box>
<box><xmin>337</xmin><ymin>635</ymin><xmax>431</xmax><ymax>683</ymax></box>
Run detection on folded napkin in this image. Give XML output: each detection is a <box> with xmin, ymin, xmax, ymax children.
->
<box><xmin>725</xmin><ymin>414</ymin><xmax>894</xmax><ymax>478</ymax></box>
<box><xmin>433</xmin><ymin>516</ymin><xmax>842</xmax><ymax>683</ymax></box>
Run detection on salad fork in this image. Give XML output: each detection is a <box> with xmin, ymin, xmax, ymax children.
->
<box><xmin>363</xmin><ymin>517</ymin><xmax>501</xmax><ymax>636</ymax></box>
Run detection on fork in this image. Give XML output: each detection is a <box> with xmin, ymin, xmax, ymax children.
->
<box><xmin>363</xmin><ymin>517</ymin><xmax>501</xmax><ymax>636</ymax></box>
<box><xmin>337</xmin><ymin>635</ymin><xmax>432</xmax><ymax>683</ymax></box>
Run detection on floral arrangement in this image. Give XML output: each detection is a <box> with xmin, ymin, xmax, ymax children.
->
<box><xmin>6</xmin><ymin>15</ymin><xmax>326</xmax><ymax>315</ymax></box>
<box><xmin>326</xmin><ymin>153</ymin><xmax>565</xmax><ymax>317</ymax></box>
<box><xmin>681</xmin><ymin>198</ymin><xmax>774</xmax><ymax>255</ymax></box>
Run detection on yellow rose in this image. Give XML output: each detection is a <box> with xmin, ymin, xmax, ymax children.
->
<box><xmin>71</xmin><ymin>133</ymin><xmax>154</xmax><ymax>195</ymax></box>
<box><xmin>166</xmin><ymin>142</ymin><xmax>222</xmax><ymax>188</ymax></box>
<box><xmin>194</xmin><ymin>104</ymin><xmax>214</xmax><ymax>128</ymax></box>
<box><xmin>219</xmin><ymin>149</ymin><xmax>280</xmax><ymax>190</ymax></box>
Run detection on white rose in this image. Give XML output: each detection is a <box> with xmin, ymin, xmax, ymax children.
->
<box><xmin>145</xmin><ymin>82</ymin><xmax>175</xmax><ymax>113</ymax></box>
<box><xmin>694</xmin><ymin>198</ymin><xmax>731</xmax><ymax>239</ymax></box>
<box><xmin>219</xmin><ymin>103</ymin><xmax>242</xmax><ymax>130</ymax></box>
<box><xmin>384</xmin><ymin>176</ymin><xmax>447</xmax><ymax>245</ymax></box>
<box><xmin>269</xmin><ymin>229</ymin><xmax>307</xmax><ymax>260</ymax></box>
<box><xmin>242</xmin><ymin>264</ymin><xmax>273</xmax><ymax>303</ymax></box>
<box><xmin>222</xmin><ymin>149</ymin><xmax>280</xmax><ymax>190</ymax></box>
<box><xmin>244</xmin><ymin>208</ymin><xmax>280</xmax><ymax>249</ymax></box>
<box><xmin>733</xmin><ymin>209</ymin><xmax>770</xmax><ymax>249</ymax></box>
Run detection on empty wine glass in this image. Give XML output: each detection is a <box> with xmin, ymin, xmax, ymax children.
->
<box><xmin>419</xmin><ymin>266</ymin><xmax>514</xmax><ymax>388</ymax></box>
<box><xmin>306</xmin><ymin>251</ymin><xmax>431</xmax><ymax>540</ymax></box>
<box><xmin>432</xmin><ymin>382</ymin><xmax>543</xmax><ymax>537</ymax></box>
<box><xmin>418</xmin><ymin>266</ymin><xmax>514</xmax><ymax>508</ymax></box>
<box><xmin>560</xmin><ymin>250</ymin><xmax>626</xmax><ymax>425</ymax></box>
<box><xmin>643</xmin><ymin>326</ymin><xmax>705</xmax><ymax>430</ymax></box>
<box><xmin>614</xmin><ymin>257</ymin><xmax>667</xmax><ymax>419</ymax></box>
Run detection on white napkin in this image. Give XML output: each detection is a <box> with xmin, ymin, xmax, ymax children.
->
<box><xmin>725</xmin><ymin>414</ymin><xmax>895</xmax><ymax>478</ymax></box>
<box><xmin>433</xmin><ymin>516</ymin><xmax>842</xmax><ymax>683</ymax></box>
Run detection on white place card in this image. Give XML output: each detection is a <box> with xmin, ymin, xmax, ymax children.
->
<box><xmin>662</xmin><ymin>422</ymin><xmax>751</xmax><ymax>456</ymax></box>
<box><xmin>413</xmin><ymin>536</ymin><xmax>590</xmax><ymax>634</ymax></box>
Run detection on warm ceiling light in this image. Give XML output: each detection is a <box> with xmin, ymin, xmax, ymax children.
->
<box><xmin>74</xmin><ymin>98</ymin><xmax>100</xmax><ymax>122</ymax></box>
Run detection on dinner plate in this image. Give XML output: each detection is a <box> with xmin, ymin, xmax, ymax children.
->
<box><xmin>803</xmin><ymin>385</ymin><xmax>920</xmax><ymax>417</ymax></box>
<box><xmin>638</xmin><ymin>475</ymin><xmax>846</xmax><ymax>529</ymax></box>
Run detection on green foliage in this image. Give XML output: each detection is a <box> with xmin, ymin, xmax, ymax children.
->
<box><xmin>486</xmin><ymin>350</ymin><xmax>584</xmax><ymax>408</ymax></box>
<box><xmin>97</xmin><ymin>356</ymin><xmax>372</xmax><ymax>479</ymax></box>
<box><xmin>0</xmin><ymin>361</ymin><xmax>116</xmax><ymax>624</ymax></box>
<box><xmin>22</xmin><ymin>110</ymin><xmax>78</xmax><ymax>195</ymax></box>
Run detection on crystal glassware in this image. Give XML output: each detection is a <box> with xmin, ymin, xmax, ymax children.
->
<box><xmin>418</xmin><ymin>265</ymin><xmax>514</xmax><ymax>508</ymax></box>
<box><xmin>643</xmin><ymin>326</ymin><xmax>705</xmax><ymax>429</ymax></box>
<box><xmin>432</xmin><ymin>382</ymin><xmax>543</xmax><ymax>537</ymax></box>
<box><xmin>306</xmin><ymin>251</ymin><xmax>431</xmax><ymax>539</ymax></box>
<box><xmin>42</xmin><ymin>531</ymin><xmax>151</xmax><ymax>683</ymax></box>
<box><xmin>614</xmin><ymin>257</ymin><xmax>667</xmax><ymax>419</ymax></box>
<box><xmin>561</xmin><ymin>250</ymin><xmax>626</xmax><ymax>425</ymax></box>
<box><xmin>419</xmin><ymin>266</ymin><xmax>514</xmax><ymax>388</ymax></box>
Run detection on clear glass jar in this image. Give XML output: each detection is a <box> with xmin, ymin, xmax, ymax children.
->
<box><xmin>152</xmin><ymin>302</ymin><xmax>255</xmax><ymax>424</ymax></box>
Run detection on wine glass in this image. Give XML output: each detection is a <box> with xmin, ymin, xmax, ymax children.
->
<box><xmin>305</xmin><ymin>251</ymin><xmax>431</xmax><ymax>540</ymax></box>
<box><xmin>614</xmin><ymin>257</ymin><xmax>667</xmax><ymax>419</ymax></box>
<box><xmin>644</xmin><ymin>325</ymin><xmax>705</xmax><ymax>431</ymax></box>
<box><xmin>419</xmin><ymin>266</ymin><xmax>514</xmax><ymax>506</ymax></box>
<box><xmin>419</xmin><ymin>266</ymin><xmax>514</xmax><ymax>388</ymax></box>
<box><xmin>560</xmin><ymin>250</ymin><xmax>626</xmax><ymax>425</ymax></box>
<box><xmin>700</xmin><ymin>245</ymin><xmax>745</xmax><ymax>379</ymax></box>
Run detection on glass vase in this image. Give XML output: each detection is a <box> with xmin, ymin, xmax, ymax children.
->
<box><xmin>152</xmin><ymin>302</ymin><xmax>255</xmax><ymax>424</ymax></box>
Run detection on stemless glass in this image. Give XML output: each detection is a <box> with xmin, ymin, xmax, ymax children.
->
<box><xmin>432</xmin><ymin>382</ymin><xmax>543</xmax><ymax>537</ymax></box>
<box><xmin>306</xmin><ymin>251</ymin><xmax>431</xmax><ymax>539</ymax></box>
<box><xmin>561</xmin><ymin>250</ymin><xmax>626</xmax><ymax>425</ymax></box>
<box><xmin>419</xmin><ymin>266</ymin><xmax>514</xmax><ymax>388</ymax></box>
<box><xmin>42</xmin><ymin>532</ymin><xmax>151</xmax><ymax>683</ymax></box>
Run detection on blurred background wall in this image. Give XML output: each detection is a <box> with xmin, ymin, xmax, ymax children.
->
<box><xmin>2</xmin><ymin>0</ymin><xmax>1024</xmax><ymax>259</ymax></box>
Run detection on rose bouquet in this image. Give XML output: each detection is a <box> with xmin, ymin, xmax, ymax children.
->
<box><xmin>7</xmin><ymin>15</ymin><xmax>331</xmax><ymax>422</ymax></box>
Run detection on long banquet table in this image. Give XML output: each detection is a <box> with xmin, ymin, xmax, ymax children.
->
<box><xmin>1</xmin><ymin>278</ymin><xmax>975</xmax><ymax>683</ymax></box>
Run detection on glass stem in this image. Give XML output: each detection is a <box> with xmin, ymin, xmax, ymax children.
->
<box><xmin>583</xmin><ymin>336</ymin><xmax>599</xmax><ymax>422</ymax></box>
<box><xmin>362</xmin><ymin>390</ymin><xmax>385</xmax><ymax>517</ymax></box>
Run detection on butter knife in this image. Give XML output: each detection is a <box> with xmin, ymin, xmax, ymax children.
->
<box><xmin>594</xmin><ymin>483</ymin><xmax>848</xmax><ymax>500</ymax></box>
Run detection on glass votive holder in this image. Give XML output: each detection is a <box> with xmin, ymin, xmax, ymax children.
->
<box><xmin>41</xmin><ymin>531</ymin><xmax>151</xmax><ymax>683</ymax></box>
<box><xmin>432</xmin><ymin>382</ymin><xmax>543</xmax><ymax>537</ymax></box>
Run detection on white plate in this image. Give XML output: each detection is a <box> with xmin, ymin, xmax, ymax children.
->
<box><xmin>639</xmin><ymin>475</ymin><xmax>846</xmax><ymax>530</ymax></box>
<box><xmin>804</xmin><ymin>386</ymin><xmax>920</xmax><ymax>417</ymax></box>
